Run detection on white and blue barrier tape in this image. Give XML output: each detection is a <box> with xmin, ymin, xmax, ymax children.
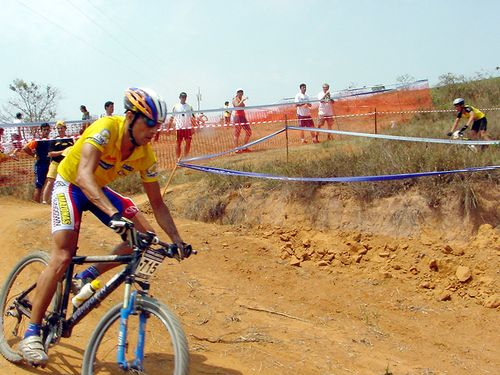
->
<box><xmin>289</xmin><ymin>126</ymin><xmax>500</xmax><ymax>146</ymax></box>
<box><xmin>177</xmin><ymin>163</ymin><xmax>499</xmax><ymax>183</ymax></box>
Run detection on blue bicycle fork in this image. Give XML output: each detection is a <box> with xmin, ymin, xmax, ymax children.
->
<box><xmin>117</xmin><ymin>286</ymin><xmax>147</xmax><ymax>371</ymax></box>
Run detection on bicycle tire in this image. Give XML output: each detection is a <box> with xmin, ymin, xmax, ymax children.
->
<box><xmin>82</xmin><ymin>296</ymin><xmax>189</xmax><ymax>375</ymax></box>
<box><xmin>0</xmin><ymin>250</ymin><xmax>61</xmax><ymax>363</ymax></box>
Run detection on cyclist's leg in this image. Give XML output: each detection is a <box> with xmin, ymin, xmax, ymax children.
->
<box><xmin>20</xmin><ymin>176</ymin><xmax>82</xmax><ymax>364</ymax></box>
<box><xmin>30</xmin><ymin>232</ymin><xmax>77</xmax><ymax>324</ymax></box>
<box><xmin>478</xmin><ymin>118</ymin><xmax>492</xmax><ymax>141</ymax></box>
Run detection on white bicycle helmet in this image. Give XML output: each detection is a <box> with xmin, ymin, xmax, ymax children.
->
<box><xmin>453</xmin><ymin>98</ymin><xmax>465</xmax><ymax>106</ymax></box>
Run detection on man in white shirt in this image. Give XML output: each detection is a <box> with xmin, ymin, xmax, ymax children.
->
<box><xmin>168</xmin><ymin>92</ymin><xmax>196</xmax><ymax>159</ymax></box>
<box><xmin>294</xmin><ymin>83</ymin><xmax>317</xmax><ymax>144</ymax></box>
<box><xmin>317</xmin><ymin>83</ymin><xmax>335</xmax><ymax>141</ymax></box>
<box><xmin>104</xmin><ymin>101</ymin><xmax>114</xmax><ymax>117</ymax></box>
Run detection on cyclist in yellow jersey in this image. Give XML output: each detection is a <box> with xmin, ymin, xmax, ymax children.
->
<box><xmin>448</xmin><ymin>98</ymin><xmax>492</xmax><ymax>141</ymax></box>
<box><xmin>19</xmin><ymin>88</ymin><xmax>192</xmax><ymax>366</ymax></box>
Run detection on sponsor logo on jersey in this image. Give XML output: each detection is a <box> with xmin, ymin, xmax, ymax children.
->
<box><xmin>89</xmin><ymin>129</ymin><xmax>110</xmax><ymax>146</ymax></box>
<box><xmin>146</xmin><ymin>163</ymin><xmax>158</xmax><ymax>178</ymax></box>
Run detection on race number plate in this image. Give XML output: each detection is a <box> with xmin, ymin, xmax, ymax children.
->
<box><xmin>135</xmin><ymin>249</ymin><xmax>166</xmax><ymax>280</ymax></box>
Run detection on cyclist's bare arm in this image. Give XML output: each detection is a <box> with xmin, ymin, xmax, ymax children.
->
<box><xmin>76</xmin><ymin>143</ymin><xmax>119</xmax><ymax>217</ymax></box>
<box><xmin>143</xmin><ymin>181</ymin><xmax>183</xmax><ymax>246</ymax></box>
<box><xmin>450</xmin><ymin>117</ymin><xmax>460</xmax><ymax>133</ymax></box>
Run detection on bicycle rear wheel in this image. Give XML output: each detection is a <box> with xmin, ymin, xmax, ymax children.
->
<box><xmin>82</xmin><ymin>296</ymin><xmax>189</xmax><ymax>375</ymax></box>
<box><xmin>0</xmin><ymin>251</ymin><xmax>61</xmax><ymax>363</ymax></box>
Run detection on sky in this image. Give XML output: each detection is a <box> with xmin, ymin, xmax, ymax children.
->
<box><xmin>1</xmin><ymin>0</ymin><xmax>499</xmax><ymax>121</ymax></box>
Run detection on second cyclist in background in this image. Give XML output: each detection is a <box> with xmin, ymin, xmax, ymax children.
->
<box><xmin>448</xmin><ymin>98</ymin><xmax>492</xmax><ymax>141</ymax></box>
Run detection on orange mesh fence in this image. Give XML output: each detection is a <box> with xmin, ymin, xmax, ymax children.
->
<box><xmin>1</xmin><ymin>81</ymin><xmax>436</xmax><ymax>186</ymax></box>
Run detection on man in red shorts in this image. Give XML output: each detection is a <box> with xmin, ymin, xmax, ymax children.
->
<box><xmin>232</xmin><ymin>88</ymin><xmax>252</xmax><ymax>152</ymax></box>
<box><xmin>294</xmin><ymin>83</ymin><xmax>317</xmax><ymax>144</ymax></box>
<box><xmin>168</xmin><ymin>92</ymin><xmax>196</xmax><ymax>159</ymax></box>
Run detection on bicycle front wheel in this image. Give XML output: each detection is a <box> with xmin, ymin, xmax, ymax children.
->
<box><xmin>82</xmin><ymin>296</ymin><xmax>189</xmax><ymax>375</ymax></box>
<box><xmin>0</xmin><ymin>250</ymin><xmax>60</xmax><ymax>363</ymax></box>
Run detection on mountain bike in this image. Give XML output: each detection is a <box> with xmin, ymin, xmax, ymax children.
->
<box><xmin>0</xmin><ymin>221</ymin><xmax>193</xmax><ymax>374</ymax></box>
<box><xmin>450</xmin><ymin>125</ymin><xmax>477</xmax><ymax>152</ymax></box>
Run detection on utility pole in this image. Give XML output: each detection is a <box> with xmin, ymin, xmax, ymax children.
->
<box><xmin>196</xmin><ymin>87</ymin><xmax>202</xmax><ymax>111</ymax></box>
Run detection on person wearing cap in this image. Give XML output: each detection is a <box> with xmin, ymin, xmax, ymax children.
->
<box><xmin>104</xmin><ymin>101</ymin><xmax>114</xmax><ymax>117</ymax></box>
<box><xmin>41</xmin><ymin>121</ymin><xmax>74</xmax><ymax>204</ymax></box>
<box><xmin>232</xmin><ymin>88</ymin><xmax>252</xmax><ymax>152</ymax></box>
<box><xmin>168</xmin><ymin>92</ymin><xmax>196</xmax><ymax>159</ymax></box>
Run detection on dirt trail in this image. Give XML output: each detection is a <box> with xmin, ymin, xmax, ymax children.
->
<box><xmin>0</xmin><ymin>196</ymin><xmax>498</xmax><ymax>375</ymax></box>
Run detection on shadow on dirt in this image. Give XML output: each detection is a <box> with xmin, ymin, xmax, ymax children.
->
<box><xmin>7</xmin><ymin>344</ymin><xmax>243</xmax><ymax>375</ymax></box>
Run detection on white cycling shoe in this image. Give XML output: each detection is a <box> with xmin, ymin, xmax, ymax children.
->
<box><xmin>19</xmin><ymin>335</ymin><xmax>48</xmax><ymax>366</ymax></box>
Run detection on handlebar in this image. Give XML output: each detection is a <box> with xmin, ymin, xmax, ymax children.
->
<box><xmin>137</xmin><ymin>231</ymin><xmax>196</xmax><ymax>259</ymax></box>
<box><xmin>109</xmin><ymin>219</ymin><xmax>196</xmax><ymax>259</ymax></box>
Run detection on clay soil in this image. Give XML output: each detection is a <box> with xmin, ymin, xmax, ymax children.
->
<box><xmin>0</xmin><ymin>193</ymin><xmax>499</xmax><ymax>375</ymax></box>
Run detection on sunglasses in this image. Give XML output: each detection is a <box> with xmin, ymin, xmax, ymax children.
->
<box><xmin>139</xmin><ymin>114</ymin><xmax>159</xmax><ymax>127</ymax></box>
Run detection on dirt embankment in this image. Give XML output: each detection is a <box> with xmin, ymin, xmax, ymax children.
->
<box><xmin>0</xmin><ymin>188</ymin><xmax>499</xmax><ymax>375</ymax></box>
<box><xmin>164</xmin><ymin>181</ymin><xmax>500</xmax><ymax>309</ymax></box>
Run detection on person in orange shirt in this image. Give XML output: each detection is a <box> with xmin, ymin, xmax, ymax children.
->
<box><xmin>13</xmin><ymin>123</ymin><xmax>52</xmax><ymax>202</ymax></box>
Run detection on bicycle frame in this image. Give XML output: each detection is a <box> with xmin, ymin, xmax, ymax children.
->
<box><xmin>4</xmin><ymin>223</ymin><xmax>189</xmax><ymax>371</ymax></box>
<box><xmin>46</xmin><ymin>250</ymin><xmax>151</xmax><ymax>370</ymax></box>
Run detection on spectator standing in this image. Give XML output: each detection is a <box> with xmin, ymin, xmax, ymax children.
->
<box><xmin>13</xmin><ymin>112</ymin><xmax>25</xmax><ymax>139</ymax></box>
<box><xmin>80</xmin><ymin>105</ymin><xmax>91</xmax><ymax>134</ymax></box>
<box><xmin>9</xmin><ymin>133</ymin><xmax>24</xmax><ymax>153</ymax></box>
<box><xmin>41</xmin><ymin>121</ymin><xmax>74</xmax><ymax>204</ymax></box>
<box><xmin>448</xmin><ymin>98</ymin><xmax>492</xmax><ymax>141</ymax></box>
<box><xmin>168</xmin><ymin>92</ymin><xmax>196</xmax><ymax>159</ymax></box>
<box><xmin>13</xmin><ymin>123</ymin><xmax>52</xmax><ymax>203</ymax></box>
<box><xmin>14</xmin><ymin>112</ymin><xmax>23</xmax><ymax>122</ymax></box>
<box><xmin>0</xmin><ymin>128</ymin><xmax>6</xmax><ymax>163</ymax></box>
<box><xmin>196</xmin><ymin>112</ymin><xmax>208</xmax><ymax>128</ymax></box>
<box><xmin>104</xmin><ymin>101</ymin><xmax>114</xmax><ymax>117</ymax></box>
<box><xmin>232</xmin><ymin>88</ymin><xmax>252</xmax><ymax>152</ymax></box>
<box><xmin>224</xmin><ymin>101</ymin><xmax>231</xmax><ymax>126</ymax></box>
<box><xmin>294</xmin><ymin>83</ymin><xmax>317</xmax><ymax>144</ymax></box>
<box><xmin>317</xmin><ymin>83</ymin><xmax>335</xmax><ymax>141</ymax></box>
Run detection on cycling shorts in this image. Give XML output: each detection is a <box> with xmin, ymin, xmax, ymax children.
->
<box><xmin>51</xmin><ymin>175</ymin><xmax>139</xmax><ymax>234</ymax></box>
<box><xmin>471</xmin><ymin>117</ymin><xmax>487</xmax><ymax>132</ymax></box>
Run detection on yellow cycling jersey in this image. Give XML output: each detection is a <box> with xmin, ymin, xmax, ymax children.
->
<box><xmin>58</xmin><ymin>116</ymin><xmax>159</xmax><ymax>187</ymax></box>
<box><xmin>457</xmin><ymin>105</ymin><xmax>485</xmax><ymax>120</ymax></box>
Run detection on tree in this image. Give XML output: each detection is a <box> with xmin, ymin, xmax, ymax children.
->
<box><xmin>0</xmin><ymin>79</ymin><xmax>60</xmax><ymax>123</ymax></box>
<box><xmin>396</xmin><ymin>74</ymin><xmax>416</xmax><ymax>89</ymax></box>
